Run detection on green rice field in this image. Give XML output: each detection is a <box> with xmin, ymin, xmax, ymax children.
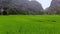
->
<box><xmin>0</xmin><ymin>15</ymin><xmax>60</xmax><ymax>34</ymax></box>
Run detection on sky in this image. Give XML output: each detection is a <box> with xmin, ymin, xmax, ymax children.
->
<box><xmin>36</xmin><ymin>0</ymin><xmax>52</xmax><ymax>9</ymax></box>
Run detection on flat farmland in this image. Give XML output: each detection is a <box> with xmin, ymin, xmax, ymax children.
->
<box><xmin>0</xmin><ymin>15</ymin><xmax>60</xmax><ymax>34</ymax></box>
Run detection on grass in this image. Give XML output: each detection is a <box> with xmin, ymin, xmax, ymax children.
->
<box><xmin>0</xmin><ymin>15</ymin><xmax>60</xmax><ymax>34</ymax></box>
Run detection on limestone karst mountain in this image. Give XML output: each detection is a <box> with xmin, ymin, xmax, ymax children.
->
<box><xmin>50</xmin><ymin>0</ymin><xmax>60</xmax><ymax>7</ymax></box>
<box><xmin>0</xmin><ymin>0</ymin><xmax>43</xmax><ymax>15</ymax></box>
<box><xmin>46</xmin><ymin>0</ymin><xmax>60</xmax><ymax>14</ymax></box>
<box><xmin>11</xmin><ymin>0</ymin><xmax>43</xmax><ymax>15</ymax></box>
<box><xmin>0</xmin><ymin>0</ymin><xmax>12</xmax><ymax>8</ymax></box>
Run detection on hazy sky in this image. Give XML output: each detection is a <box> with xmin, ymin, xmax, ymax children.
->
<box><xmin>36</xmin><ymin>0</ymin><xmax>52</xmax><ymax>9</ymax></box>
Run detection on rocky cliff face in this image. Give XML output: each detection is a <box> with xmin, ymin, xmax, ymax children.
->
<box><xmin>46</xmin><ymin>0</ymin><xmax>60</xmax><ymax>14</ymax></box>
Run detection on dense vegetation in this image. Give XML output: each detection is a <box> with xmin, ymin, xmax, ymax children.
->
<box><xmin>0</xmin><ymin>15</ymin><xmax>60</xmax><ymax>34</ymax></box>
